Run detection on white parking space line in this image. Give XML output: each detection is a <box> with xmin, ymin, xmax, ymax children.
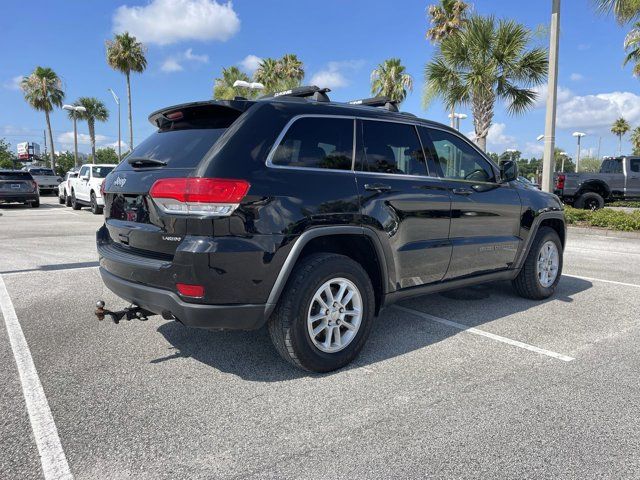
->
<box><xmin>0</xmin><ymin>274</ymin><xmax>73</xmax><ymax>480</ymax></box>
<box><xmin>563</xmin><ymin>274</ymin><xmax>640</xmax><ymax>289</ymax></box>
<box><xmin>566</xmin><ymin>246</ymin><xmax>640</xmax><ymax>257</ymax></box>
<box><xmin>393</xmin><ymin>305</ymin><xmax>575</xmax><ymax>362</ymax></box>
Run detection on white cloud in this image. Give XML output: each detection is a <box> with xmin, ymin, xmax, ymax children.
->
<box><xmin>100</xmin><ymin>140</ymin><xmax>129</xmax><ymax>151</ymax></box>
<box><xmin>533</xmin><ymin>84</ymin><xmax>574</xmax><ymax>108</ymax></box>
<box><xmin>466</xmin><ymin>123</ymin><xmax>516</xmax><ymax>150</ymax></box>
<box><xmin>57</xmin><ymin>132</ymin><xmax>108</xmax><ymax>146</ymax></box>
<box><xmin>309</xmin><ymin>60</ymin><xmax>365</xmax><ymax>90</ymax></box>
<box><xmin>184</xmin><ymin>48</ymin><xmax>209</xmax><ymax>63</ymax></box>
<box><xmin>523</xmin><ymin>141</ymin><xmax>545</xmax><ymax>157</ymax></box>
<box><xmin>160</xmin><ymin>48</ymin><xmax>208</xmax><ymax>73</ymax></box>
<box><xmin>113</xmin><ymin>0</ymin><xmax>240</xmax><ymax>46</ymax></box>
<box><xmin>238</xmin><ymin>54</ymin><xmax>262</xmax><ymax>74</ymax></box>
<box><xmin>556</xmin><ymin>91</ymin><xmax>640</xmax><ymax>130</ymax></box>
<box><xmin>161</xmin><ymin>58</ymin><xmax>184</xmax><ymax>72</ymax></box>
<box><xmin>3</xmin><ymin>75</ymin><xmax>23</xmax><ymax>90</ymax></box>
<box><xmin>570</xmin><ymin>73</ymin><xmax>584</xmax><ymax>81</ymax></box>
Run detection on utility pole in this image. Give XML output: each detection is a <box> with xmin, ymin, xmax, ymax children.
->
<box><xmin>43</xmin><ymin>130</ymin><xmax>47</xmax><ymax>165</ymax></box>
<box><xmin>108</xmin><ymin>88</ymin><xmax>122</xmax><ymax>161</ymax></box>
<box><xmin>541</xmin><ymin>0</ymin><xmax>561</xmax><ymax>193</ymax></box>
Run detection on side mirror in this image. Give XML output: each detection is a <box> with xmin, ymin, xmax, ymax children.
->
<box><xmin>500</xmin><ymin>160</ymin><xmax>518</xmax><ymax>183</ymax></box>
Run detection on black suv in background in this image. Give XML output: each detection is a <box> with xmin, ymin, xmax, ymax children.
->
<box><xmin>97</xmin><ymin>87</ymin><xmax>566</xmax><ymax>372</ymax></box>
<box><xmin>0</xmin><ymin>170</ymin><xmax>39</xmax><ymax>207</ymax></box>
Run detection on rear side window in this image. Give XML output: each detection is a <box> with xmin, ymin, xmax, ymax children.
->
<box><xmin>361</xmin><ymin>120</ymin><xmax>428</xmax><ymax>176</ymax></box>
<box><xmin>271</xmin><ymin>117</ymin><xmax>354</xmax><ymax>170</ymax></box>
<box><xmin>601</xmin><ymin>159</ymin><xmax>623</xmax><ymax>173</ymax></box>
<box><xmin>0</xmin><ymin>171</ymin><xmax>33</xmax><ymax>180</ymax></box>
<box><xmin>92</xmin><ymin>166</ymin><xmax>114</xmax><ymax>178</ymax></box>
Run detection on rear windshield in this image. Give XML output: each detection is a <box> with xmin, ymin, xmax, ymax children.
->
<box><xmin>28</xmin><ymin>168</ymin><xmax>55</xmax><ymax>176</ymax></box>
<box><xmin>122</xmin><ymin>129</ymin><xmax>226</xmax><ymax>169</ymax></box>
<box><xmin>93</xmin><ymin>166</ymin><xmax>114</xmax><ymax>178</ymax></box>
<box><xmin>0</xmin><ymin>171</ymin><xmax>33</xmax><ymax>180</ymax></box>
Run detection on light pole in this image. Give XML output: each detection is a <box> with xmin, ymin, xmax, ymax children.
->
<box><xmin>447</xmin><ymin>112</ymin><xmax>467</xmax><ymax>131</ymax></box>
<box><xmin>108</xmin><ymin>88</ymin><xmax>122</xmax><ymax>161</ymax></box>
<box><xmin>573</xmin><ymin>132</ymin><xmax>586</xmax><ymax>172</ymax></box>
<box><xmin>541</xmin><ymin>0</ymin><xmax>561</xmax><ymax>193</ymax></box>
<box><xmin>559</xmin><ymin>151</ymin><xmax>568</xmax><ymax>172</ymax></box>
<box><xmin>62</xmin><ymin>104</ymin><xmax>87</xmax><ymax>167</ymax></box>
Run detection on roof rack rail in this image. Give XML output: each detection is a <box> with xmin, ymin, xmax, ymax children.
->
<box><xmin>263</xmin><ymin>85</ymin><xmax>331</xmax><ymax>102</ymax></box>
<box><xmin>347</xmin><ymin>96</ymin><xmax>399</xmax><ymax>112</ymax></box>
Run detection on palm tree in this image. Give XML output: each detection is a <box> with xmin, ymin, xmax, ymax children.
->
<box><xmin>630</xmin><ymin>126</ymin><xmax>640</xmax><ymax>155</ymax></box>
<box><xmin>426</xmin><ymin>0</ymin><xmax>470</xmax><ymax>42</ymax></box>
<box><xmin>611</xmin><ymin>117</ymin><xmax>631</xmax><ymax>154</ymax></box>
<box><xmin>21</xmin><ymin>67</ymin><xmax>64</xmax><ymax>172</ymax></box>
<box><xmin>71</xmin><ymin>97</ymin><xmax>109</xmax><ymax>164</ymax></box>
<box><xmin>594</xmin><ymin>0</ymin><xmax>640</xmax><ymax>24</ymax></box>
<box><xmin>623</xmin><ymin>22</ymin><xmax>640</xmax><ymax>75</ymax></box>
<box><xmin>278</xmin><ymin>54</ymin><xmax>304</xmax><ymax>90</ymax></box>
<box><xmin>424</xmin><ymin>16</ymin><xmax>547</xmax><ymax>152</ymax></box>
<box><xmin>213</xmin><ymin>66</ymin><xmax>256</xmax><ymax>100</ymax></box>
<box><xmin>106</xmin><ymin>32</ymin><xmax>147</xmax><ymax>150</ymax></box>
<box><xmin>426</xmin><ymin>0</ymin><xmax>470</xmax><ymax>126</ymax></box>
<box><xmin>370</xmin><ymin>58</ymin><xmax>414</xmax><ymax>103</ymax></box>
<box><xmin>254</xmin><ymin>58</ymin><xmax>281</xmax><ymax>94</ymax></box>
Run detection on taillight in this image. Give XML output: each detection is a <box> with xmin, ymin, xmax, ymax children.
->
<box><xmin>149</xmin><ymin>178</ymin><xmax>250</xmax><ymax>216</ymax></box>
<box><xmin>31</xmin><ymin>181</ymin><xmax>38</xmax><ymax>192</ymax></box>
<box><xmin>176</xmin><ymin>283</ymin><xmax>205</xmax><ymax>298</ymax></box>
<box><xmin>555</xmin><ymin>174</ymin><xmax>565</xmax><ymax>190</ymax></box>
<box><xmin>100</xmin><ymin>179</ymin><xmax>106</xmax><ymax>196</ymax></box>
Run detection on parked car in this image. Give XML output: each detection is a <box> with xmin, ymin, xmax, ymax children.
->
<box><xmin>555</xmin><ymin>156</ymin><xmax>640</xmax><ymax>209</ymax></box>
<box><xmin>0</xmin><ymin>170</ymin><xmax>39</xmax><ymax>207</ymax></box>
<box><xmin>68</xmin><ymin>164</ymin><xmax>115</xmax><ymax>214</ymax></box>
<box><xmin>58</xmin><ymin>170</ymin><xmax>79</xmax><ymax>206</ymax></box>
<box><xmin>97</xmin><ymin>87</ymin><xmax>566</xmax><ymax>372</ymax></box>
<box><xmin>23</xmin><ymin>166</ymin><xmax>62</xmax><ymax>194</ymax></box>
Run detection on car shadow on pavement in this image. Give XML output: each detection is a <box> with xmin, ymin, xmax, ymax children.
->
<box><xmin>153</xmin><ymin>275</ymin><xmax>592</xmax><ymax>382</ymax></box>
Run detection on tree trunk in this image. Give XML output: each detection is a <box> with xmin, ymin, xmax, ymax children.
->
<box><xmin>45</xmin><ymin>109</ymin><xmax>56</xmax><ymax>172</ymax></box>
<box><xmin>471</xmin><ymin>92</ymin><xmax>495</xmax><ymax>153</ymax></box>
<box><xmin>89</xmin><ymin>119</ymin><xmax>96</xmax><ymax>163</ymax></box>
<box><xmin>619</xmin><ymin>134</ymin><xmax>622</xmax><ymax>155</ymax></box>
<box><xmin>126</xmin><ymin>71</ymin><xmax>133</xmax><ymax>151</ymax></box>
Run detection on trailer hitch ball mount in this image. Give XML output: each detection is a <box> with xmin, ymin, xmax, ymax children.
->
<box><xmin>95</xmin><ymin>301</ymin><xmax>155</xmax><ymax>324</ymax></box>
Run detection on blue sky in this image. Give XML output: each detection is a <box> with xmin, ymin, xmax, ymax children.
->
<box><xmin>1</xmin><ymin>0</ymin><xmax>639</xmax><ymax>159</ymax></box>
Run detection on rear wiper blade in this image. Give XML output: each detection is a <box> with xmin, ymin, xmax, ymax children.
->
<box><xmin>127</xmin><ymin>157</ymin><xmax>167</xmax><ymax>167</ymax></box>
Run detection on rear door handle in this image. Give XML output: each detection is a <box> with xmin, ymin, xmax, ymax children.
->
<box><xmin>364</xmin><ymin>183</ymin><xmax>392</xmax><ymax>192</ymax></box>
<box><xmin>452</xmin><ymin>187</ymin><xmax>474</xmax><ymax>196</ymax></box>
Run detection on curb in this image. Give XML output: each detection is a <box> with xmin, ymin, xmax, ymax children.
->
<box><xmin>567</xmin><ymin>226</ymin><xmax>640</xmax><ymax>239</ymax></box>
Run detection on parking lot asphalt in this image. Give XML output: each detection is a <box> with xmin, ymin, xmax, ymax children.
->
<box><xmin>1</xmin><ymin>196</ymin><xmax>639</xmax><ymax>479</ymax></box>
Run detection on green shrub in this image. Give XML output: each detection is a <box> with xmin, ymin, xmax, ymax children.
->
<box><xmin>564</xmin><ymin>206</ymin><xmax>640</xmax><ymax>231</ymax></box>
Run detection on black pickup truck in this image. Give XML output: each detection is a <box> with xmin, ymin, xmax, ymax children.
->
<box><xmin>97</xmin><ymin>87</ymin><xmax>566</xmax><ymax>372</ymax></box>
<box><xmin>555</xmin><ymin>156</ymin><xmax>640</xmax><ymax>209</ymax></box>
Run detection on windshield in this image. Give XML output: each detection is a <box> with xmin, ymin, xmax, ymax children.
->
<box><xmin>29</xmin><ymin>168</ymin><xmax>55</xmax><ymax>176</ymax></box>
<box><xmin>93</xmin><ymin>166</ymin><xmax>114</xmax><ymax>178</ymax></box>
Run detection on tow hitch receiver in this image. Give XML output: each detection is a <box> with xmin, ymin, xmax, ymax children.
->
<box><xmin>94</xmin><ymin>301</ymin><xmax>155</xmax><ymax>324</ymax></box>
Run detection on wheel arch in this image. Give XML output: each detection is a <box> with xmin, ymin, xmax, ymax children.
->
<box><xmin>265</xmin><ymin>227</ymin><xmax>390</xmax><ymax>318</ymax></box>
<box><xmin>513</xmin><ymin>211</ymin><xmax>566</xmax><ymax>271</ymax></box>
<box><xmin>577</xmin><ymin>180</ymin><xmax>610</xmax><ymax>199</ymax></box>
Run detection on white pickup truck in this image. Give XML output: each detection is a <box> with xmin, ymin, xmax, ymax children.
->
<box><xmin>69</xmin><ymin>164</ymin><xmax>115</xmax><ymax>214</ymax></box>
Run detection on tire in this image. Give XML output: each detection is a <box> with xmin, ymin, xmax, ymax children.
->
<box><xmin>65</xmin><ymin>192</ymin><xmax>72</xmax><ymax>207</ymax></box>
<box><xmin>90</xmin><ymin>192</ymin><xmax>103</xmax><ymax>215</ymax></box>
<box><xmin>268</xmin><ymin>253</ymin><xmax>375</xmax><ymax>373</ymax></box>
<box><xmin>58</xmin><ymin>194</ymin><xmax>64</xmax><ymax>204</ymax></box>
<box><xmin>30</xmin><ymin>199</ymin><xmax>40</xmax><ymax>208</ymax></box>
<box><xmin>71</xmin><ymin>191</ymin><xmax>81</xmax><ymax>210</ymax></box>
<box><xmin>575</xmin><ymin>191</ymin><xmax>604</xmax><ymax>210</ymax></box>
<box><xmin>512</xmin><ymin>226</ymin><xmax>563</xmax><ymax>300</ymax></box>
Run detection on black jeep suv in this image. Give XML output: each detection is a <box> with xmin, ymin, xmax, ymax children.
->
<box><xmin>97</xmin><ymin>86</ymin><xmax>565</xmax><ymax>372</ymax></box>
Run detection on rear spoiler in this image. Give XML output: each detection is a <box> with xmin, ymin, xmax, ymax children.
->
<box><xmin>148</xmin><ymin>100</ymin><xmax>253</xmax><ymax>127</ymax></box>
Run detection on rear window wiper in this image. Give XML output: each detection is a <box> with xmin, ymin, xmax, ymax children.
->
<box><xmin>127</xmin><ymin>157</ymin><xmax>168</xmax><ymax>168</ymax></box>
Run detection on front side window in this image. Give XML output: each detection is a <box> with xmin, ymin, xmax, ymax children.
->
<box><xmin>271</xmin><ymin>117</ymin><xmax>354</xmax><ymax>170</ymax></box>
<box><xmin>629</xmin><ymin>158</ymin><xmax>640</xmax><ymax>173</ymax></box>
<box><xmin>79</xmin><ymin>166</ymin><xmax>89</xmax><ymax>177</ymax></box>
<box><xmin>361</xmin><ymin>120</ymin><xmax>428</xmax><ymax>176</ymax></box>
<box><xmin>425</xmin><ymin>128</ymin><xmax>495</xmax><ymax>182</ymax></box>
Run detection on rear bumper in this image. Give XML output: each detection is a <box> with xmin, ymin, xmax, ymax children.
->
<box><xmin>0</xmin><ymin>193</ymin><xmax>38</xmax><ymax>203</ymax></box>
<box><xmin>99</xmin><ymin>267</ymin><xmax>268</xmax><ymax>330</ymax></box>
